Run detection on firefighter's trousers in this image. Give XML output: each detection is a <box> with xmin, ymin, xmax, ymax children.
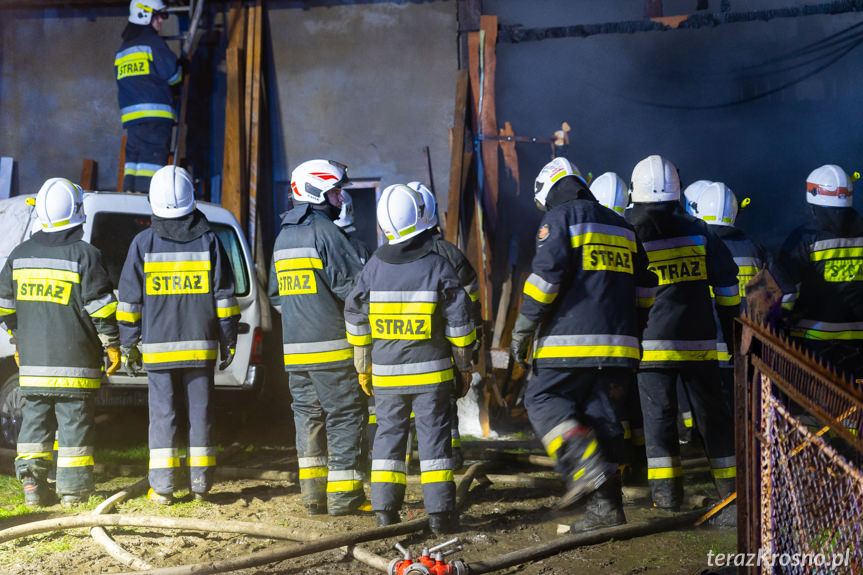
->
<box><xmin>147</xmin><ymin>367</ymin><xmax>215</xmax><ymax>495</ymax></box>
<box><xmin>524</xmin><ymin>366</ymin><xmax>628</xmax><ymax>476</ymax></box>
<box><xmin>16</xmin><ymin>394</ymin><xmax>95</xmax><ymax>495</ymax></box>
<box><xmin>123</xmin><ymin>121</ymin><xmax>172</xmax><ymax>193</ymax></box>
<box><xmin>371</xmin><ymin>387</ymin><xmax>454</xmax><ymax>514</ymax></box>
<box><xmin>638</xmin><ymin>367</ymin><xmax>736</xmax><ymax>504</ymax></box>
<box><xmin>289</xmin><ymin>367</ymin><xmax>365</xmax><ymax>514</ymax></box>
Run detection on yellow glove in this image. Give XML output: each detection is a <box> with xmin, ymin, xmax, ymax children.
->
<box><xmin>358</xmin><ymin>372</ymin><xmax>374</xmax><ymax>396</ymax></box>
<box><xmin>106</xmin><ymin>347</ymin><xmax>121</xmax><ymax>376</ymax></box>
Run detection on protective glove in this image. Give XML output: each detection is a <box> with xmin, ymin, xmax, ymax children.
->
<box><xmin>105</xmin><ymin>347</ymin><xmax>121</xmax><ymax>376</ymax></box>
<box><xmin>358</xmin><ymin>372</ymin><xmax>374</xmax><ymax>396</ymax></box>
<box><xmin>121</xmin><ymin>344</ymin><xmax>142</xmax><ymax>376</ymax></box>
<box><xmin>457</xmin><ymin>370</ymin><xmax>473</xmax><ymax>398</ymax></box>
<box><xmin>510</xmin><ymin>313</ymin><xmax>538</xmax><ymax>366</ymax></box>
<box><xmin>219</xmin><ymin>345</ymin><xmax>236</xmax><ymax>371</ymax></box>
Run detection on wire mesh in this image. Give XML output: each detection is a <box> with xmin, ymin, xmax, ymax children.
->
<box><xmin>759</xmin><ymin>373</ymin><xmax>863</xmax><ymax>574</ymax></box>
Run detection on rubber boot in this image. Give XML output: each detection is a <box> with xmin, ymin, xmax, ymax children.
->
<box><xmin>60</xmin><ymin>492</ymin><xmax>91</xmax><ymax>509</ymax></box>
<box><xmin>556</xmin><ymin>427</ymin><xmax>614</xmax><ymax>510</ymax></box>
<box><xmin>307</xmin><ymin>502</ymin><xmax>327</xmax><ymax>516</ymax></box>
<box><xmin>376</xmin><ymin>510</ymin><xmax>400</xmax><ymax>527</ymax></box>
<box><xmin>570</xmin><ymin>475</ymin><xmax>626</xmax><ymax>533</ymax></box>
<box><xmin>22</xmin><ymin>476</ymin><xmax>49</xmax><ymax>508</ymax></box>
<box><xmin>650</xmin><ymin>478</ymin><xmax>683</xmax><ymax>511</ymax></box>
<box><xmin>428</xmin><ymin>511</ymin><xmax>454</xmax><ymax>535</ymax></box>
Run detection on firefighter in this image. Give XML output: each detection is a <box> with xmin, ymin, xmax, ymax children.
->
<box><xmin>0</xmin><ymin>178</ymin><xmax>120</xmax><ymax>507</ymax></box>
<box><xmin>334</xmin><ymin>190</ymin><xmax>372</xmax><ymax>264</ymax></box>
<box><xmin>626</xmin><ymin>155</ymin><xmax>740</xmax><ymax>511</ymax></box>
<box><xmin>588</xmin><ymin>172</ymin><xmax>648</xmax><ymax>485</ymax></box>
<box><xmin>118</xmin><ymin>166</ymin><xmax>239</xmax><ymax>504</ymax></box>
<box><xmin>686</xmin><ymin>181</ymin><xmax>769</xmax><ymax>408</ymax></box>
<box><xmin>115</xmin><ymin>0</ymin><xmax>182</xmax><ymax>193</ymax></box>
<box><xmin>345</xmin><ymin>184</ymin><xmax>475</xmax><ymax>534</ymax></box>
<box><xmin>268</xmin><ymin>159</ymin><xmax>367</xmax><ymax>516</ymax></box>
<box><xmin>774</xmin><ymin>165</ymin><xmax>863</xmax><ymax>379</ymax></box>
<box><xmin>408</xmin><ymin>181</ymin><xmax>481</xmax><ymax>472</ymax></box>
<box><xmin>511</xmin><ymin>158</ymin><xmax>658</xmax><ymax>532</ymax></box>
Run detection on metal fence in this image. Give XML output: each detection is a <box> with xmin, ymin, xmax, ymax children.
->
<box><xmin>736</xmin><ymin>317</ymin><xmax>863</xmax><ymax>574</ymax></box>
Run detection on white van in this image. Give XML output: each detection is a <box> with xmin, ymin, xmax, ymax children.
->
<box><xmin>0</xmin><ymin>192</ymin><xmax>265</xmax><ymax>448</ymax></box>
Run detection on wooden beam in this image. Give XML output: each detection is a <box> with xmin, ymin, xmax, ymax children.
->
<box><xmin>116</xmin><ymin>135</ymin><xmax>126</xmax><ymax>192</ymax></box>
<box><xmin>246</xmin><ymin>1</ymin><xmax>263</xmax><ymax>248</ymax></box>
<box><xmin>478</xmin><ymin>15</ymin><xmax>499</xmax><ymax>228</ymax></box>
<box><xmin>222</xmin><ymin>4</ymin><xmax>247</xmax><ymax>227</ymax></box>
<box><xmin>80</xmin><ymin>159</ymin><xmax>97</xmax><ymax>191</ymax></box>
<box><xmin>444</xmin><ymin>69</ymin><xmax>469</xmax><ymax>246</ymax></box>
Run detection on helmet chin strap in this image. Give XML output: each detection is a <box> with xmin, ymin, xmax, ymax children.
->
<box><xmin>311</xmin><ymin>201</ymin><xmax>340</xmax><ymax>221</ymax></box>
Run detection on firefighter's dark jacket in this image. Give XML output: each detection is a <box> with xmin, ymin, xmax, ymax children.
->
<box><xmin>268</xmin><ymin>203</ymin><xmax>364</xmax><ymax>371</ymax></box>
<box><xmin>774</xmin><ymin>205</ymin><xmax>863</xmax><ymax>341</ymax></box>
<box><xmin>115</xmin><ymin>24</ymin><xmax>181</xmax><ymax>127</ymax></box>
<box><xmin>627</xmin><ymin>201</ymin><xmax>740</xmax><ymax>367</ymax></box>
<box><xmin>118</xmin><ymin>211</ymin><xmax>239</xmax><ymax>370</ymax></box>
<box><xmin>710</xmin><ymin>225</ymin><xmax>769</xmax><ymax>363</ymax></box>
<box><xmin>518</xmin><ymin>178</ymin><xmax>658</xmax><ymax>369</ymax></box>
<box><xmin>344</xmin><ymin>230</ymin><xmax>475</xmax><ymax>395</ymax></box>
<box><xmin>0</xmin><ymin>227</ymin><xmax>118</xmax><ymax>397</ymax></box>
<box><xmin>431</xmin><ymin>232</ymin><xmax>482</xmax><ymax>328</ymax></box>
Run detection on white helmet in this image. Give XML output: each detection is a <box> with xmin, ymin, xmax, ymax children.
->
<box><xmin>407</xmin><ymin>181</ymin><xmax>437</xmax><ymax>227</ymax></box>
<box><xmin>377</xmin><ymin>184</ymin><xmax>430</xmax><ymax>244</ymax></box>
<box><xmin>291</xmin><ymin>159</ymin><xmax>349</xmax><ymax>205</ymax></box>
<box><xmin>129</xmin><ymin>0</ymin><xmax>166</xmax><ymax>25</ymax></box>
<box><xmin>35</xmin><ymin>178</ymin><xmax>86</xmax><ymax>233</ymax></box>
<box><xmin>806</xmin><ymin>164</ymin><xmax>853</xmax><ymax>208</ymax></box>
<box><xmin>683</xmin><ymin>180</ymin><xmax>713</xmax><ymax>216</ymax></box>
<box><xmin>334</xmin><ymin>190</ymin><xmax>355</xmax><ymax>229</ymax></box>
<box><xmin>589</xmin><ymin>172</ymin><xmax>629</xmax><ymax>214</ymax></box>
<box><xmin>149</xmin><ymin>165</ymin><xmax>196</xmax><ymax>219</ymax></box>
<box><xmin>690</xmin><ymin>181</ymin><xmax>738</xmax><ymax>226</ymax></box>
<box><xmin>533</xmin><ymin>157</ymin><xmax>585</xmax><ymax>211</ymax></box>
<box><xmin>630</xmin><ymin>155</ymin><xmax>680</xmax><ymax>203</ymax></box>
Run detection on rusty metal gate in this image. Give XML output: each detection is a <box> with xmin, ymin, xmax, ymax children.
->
<box><xmin>736</xmin><ymin>317</ymin><xmax>863</xmax><ymax>574</ymax></box>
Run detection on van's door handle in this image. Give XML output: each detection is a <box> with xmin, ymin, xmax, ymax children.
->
<box><xmin>238</xmin><ymin>322</ymin><xmax>250</xmax><ymax>334</ymax></box>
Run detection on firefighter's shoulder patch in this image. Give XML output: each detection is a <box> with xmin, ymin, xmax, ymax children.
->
<box><xmin>537</xmin><ymin>224</ymin><xmax>550</xmax><ymax>241</ymax></box>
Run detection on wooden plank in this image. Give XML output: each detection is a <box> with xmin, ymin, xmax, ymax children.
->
<box><xmin>444</xmin><ymin>69</ymin><xmax>469</xmax><ymax>246</ymax></box>
<box><xmin>222</xmin><ymin>4</ymin><xmax>247</xmax><ymax>226</ymax></box>
<box><xmin>80</xmin><ymin>159</ymin><xmax>97</xmax><ymax>191</ymax></box>
<box><xmin>479</xmin><ymin>15</ymin><xmax>499</xmax><ymax>227</ymax></box>
<box><xmin>117</xmin><ymin>135</ymin><xmax>126</xmax><ymax>192</ymax></box>
<box><xmin>247</xmin><ymin>1</ymin><xmax>263</xmax><ymax>248</ymax></box>
<box><xmin>0</xmin><ymin>157</ymin><xmax>13</xmax><ymax>199</ymax></box>
<box><xmin>499</xmin><ymin>121</ymin><xmax>520</xmax><ymax>194</ymax></box>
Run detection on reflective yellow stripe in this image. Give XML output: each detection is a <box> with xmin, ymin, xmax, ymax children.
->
<box><xmin>275</xmin><ymin>258</ymin><xmax>323</xmax><ymax>271</ymax></box>
<box><xmin>144</xmin><ymin>261</ymin><xmax>210</xmax><ymax>273</ymax></box>
<box><xmin>0</xmin><ymin>307</ymin><xmax>15</xmax><ymax>315</ymax></box>
<box><xmin>469</xmin><ymin>290</ymin><xmax>480</xmax><ymax>302</ymax></box>
<box><xmin>571</xmin><ymin>232</ymin><xmax>637</xmax><ymax>252</ymax></box>
<box><xmin>647</xmin><ymin>467</ymin><xmax>682</xmax><ymax>479</ymax></box>
<box><xmin>791</xmin><ymin>328</ymin><xmax>863</xmax><ymax>340</ymax></box>
<box><xmin>143</xmin><ymin>349</ymin><xmax>218</xmax><ymax>363</ymax></box>
<box><xmin>684</xmin><ymin>417</ymin><xmax>694</xmax><ymax>428</ymax></box>
<box><xmin>546</xmin><ymin>436</ymin><xmax>563</xmax><ymax>459</ymax></box>
<box><xmin>16</xmin><ymin>452</ymin><xmax>53</xmax><ymax>461</ymax></box>
<box><xmin>283</xmin><ymin>348</ymin><xmax>353</xmax><ymax>365</ymax></box>
<box><xmin>373</xmin><ymin>368</ymin><xmax>453</xmax><ymax>387</ymax></box>
<box><xmin>216</xmin><ymin>305</ymin><xmax>240</xmax><ymax>318</ymax></box>
<box><xmin>90</xmin><ymin>301</ymin><xmax>118</xmax><ymax>318</ymax></box>
<box><xmin>446</xmin><ymin>330</ymin><xmax>477</xmax><ymax>347</ymax></box>
<box><xmin>121</xmin><ymin>109</ymin><xmax>175</xmax><ymax>122</ymax></box>
<box><xmin>19</xmin><ymin>376</ymin><xmax>101</xmax><ymax>389</ymax></box>
<box><xmin>811</xmin><ymin>248</ymin><xmax>863</xmax><ymax>261</ymax></box>
<box><xmin>711</xmin><ymin>466</ymin><xmax>737</xmax><ymax>479</ymax></box>
<box><xmin>641</xmin><ymin>349</ymin><xmax>718</xmax><ymax>362</ymax></box>
<box><xmin>347</xmin><ymin>332</ymin><xmax>372</xmax><ymax>346</ymax></box>
<box><xmin>581</xmin><ymin>439</ymin><xmax>597</xmax><ymax>461</ymax></box>
<box><xmin>114</xmin><ymin>51</ymin><xmax>153</xmax><ymax>66</ymax></box>
<box><xmin>368</xmin><ymin>414</ymin><xmax>377</xmax><ymax>424</ymax></box>
<box><xmin>717</xmin><ymin>351</ymin><xmax>733</xmax><ymax>361</ymax></box>
<box><xmin>421</xmin><ymin>470</ymin><xmax>454</xmax><ymax>484</ymax></box>
<box><xmin>189</xmin><ymin>456</ymin><xmax>217</xmax><ymax>467</ymax></box>
<box><xmin>572</xmin><ymin>468</ymin><xmax>585</xmax><ymax>481</ymax></box>
<box><xmin>371</xmin><ymin>470</ymin><xmax>407</xmax><ymax>484</ymax></box>
<box><xmin>451</xmin><ymin>437</ymin><xmax>461</xmax><ymax>447</ymax></box>
<box><xmin>647</xmin><ymin>245</ymin><xmax>706</xmax><ymax>261</ymax></box>
<box><xmin>149</xmin><ymin>457</ymin><xmax>181</xmax><ymax>469</ymax></box>
<box><xmin>523</xmin><ymin>282</ymin><xmax>558</xmax><ymax>304</ymax></box>
<box><xmin>369</xmin><ymin>302</ymin><xmax>437</xmax><ymax>314</ymax></box>
<box><xmin>326</xmin><ymin>480</ymin><xmax>364</xmax><ymax>493</ymax></box>
<box><xmin>781</xmin><ymin>302</ymin><xmax>795</xmax><ymax>311</ymax></box>
<box><xmin>13</xmin><ymin>269</ymin><xmax>80</xmax><ymax>283</ymax></box>
<box><xmin>534</xmin><ymin>345</ymin><xmax>640</xmax><ymax>359</ymax></box>
<box><xmin>715</xmin><ymin>293</ymin><xmax>741</xmax><ymax>306</ymax></box>
<box><xmin>636</xmin><ymin>297</ymin><xmax>655</xmax><ymax>308</ymax></box>
<box><xmin>117</xmin><ymin>310</ymin><xmax>142</xmax><ymax>323</ymax></box>
<box><xmin>57</xmin><ymin>456</ymin><xmax>94</xmax><ymax>468</ymax></box>
<box><xmin>299</xmin><ymin>467</ymin><xmax>329</xmax><ymax>480</ymax></box>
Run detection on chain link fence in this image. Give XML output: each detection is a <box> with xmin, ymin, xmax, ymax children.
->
<box><xmin>737</xmin><ymin>318</ymin><xmax>863</xmax><ymax>574</ymax></box>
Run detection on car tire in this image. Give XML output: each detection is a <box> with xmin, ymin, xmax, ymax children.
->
<box><xmin>0</xmin><ymin>370</ymin><xmax>22</xmax><ymax>449</ymax></box>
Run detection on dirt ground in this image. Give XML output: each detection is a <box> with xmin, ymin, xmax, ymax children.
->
<box><xmin>0</xmin><ymin>406</ymin><xmax>737</xmax><ymax>575</ymax></box>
